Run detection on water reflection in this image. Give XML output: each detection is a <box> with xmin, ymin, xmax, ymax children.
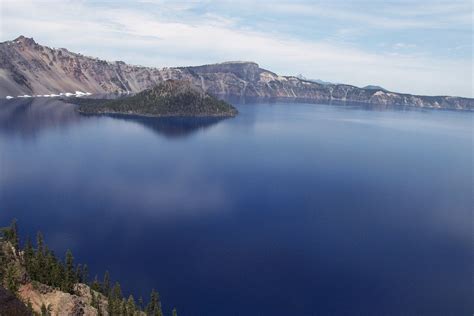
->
<box><xmin>0</xmin><ymin>98</ymin><xmax>229</xmax><ymax>139</ymax></box>
<box><xmin>224</xmin><ymin>95</ymin><xmax>421</xmax><ymax>111</ymax></box>
<box><xmin>103</xmin><ymin>114</ymin><xmax>230</xmax><ymax>138</ymax></box>
<box><xmin>0</xmin><ymin>98</ymin><xmax>81</xmax><ymax>138</ymax></box>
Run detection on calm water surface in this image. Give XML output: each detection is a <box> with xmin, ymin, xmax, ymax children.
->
<box><xmin>0</xmin><ymin>98</ymin><xmax>472</xmax><ymax>315</ymax></box>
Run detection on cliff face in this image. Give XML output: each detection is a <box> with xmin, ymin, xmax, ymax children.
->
<box><xmin>1</xmin><ymin>36</ymin><xmax>472</xmax><ymax>110</ymax></box>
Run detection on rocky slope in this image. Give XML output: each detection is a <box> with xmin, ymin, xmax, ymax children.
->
<box><xmin>0</xmin><ymin>238</ymin><xmax>108</xmax><ymax>316</ymax></box>
<box><xmin>0</xmin><ymin>216</ymin><xmax>172</xmax><ymax>315</ymax></box>
<box><xmin>75</xmin><ymin>79</ymin><xmax>238</xmax><ymax>117</ymax></box>
<box><xmin>0</xmin><ymin>285</ymin><xmax>30</xmax><ymax>315</ymax></box>
<box><xmin>1</xmin><ymin>36</ymin><xmax>472</xmax><ymax>110</ymax></box>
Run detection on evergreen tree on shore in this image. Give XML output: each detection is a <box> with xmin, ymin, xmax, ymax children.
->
<box><xmin>0</xmin><ymin>218</ymin><xmax>19</xmax><ymax>250</ymax></box>
<box><xmin>1</xmin><ymin>219</ymin><xmax>177</xmax><ymax>316</ymax></box>
<box><xmin>103</xmin><ymin>270</ymin><xmax>111</xmax><ymax>295</ymax></box>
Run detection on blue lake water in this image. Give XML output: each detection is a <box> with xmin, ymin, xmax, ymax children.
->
<box><xmin>0</xmin><ymin>98</ymin><xmax>472</xmax><ymax>315</ymax></box>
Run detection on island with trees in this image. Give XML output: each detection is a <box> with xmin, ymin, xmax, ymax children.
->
<box><xmin>74</xmin><ymin>79</ymin><xmax>238</xmax><ymax>118</ymax></box>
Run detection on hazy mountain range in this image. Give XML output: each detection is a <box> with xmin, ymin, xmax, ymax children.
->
<box><xmin>1</xmin><ymin>36</ymin><xmax>472</xmax><ymax>110</ymax></box>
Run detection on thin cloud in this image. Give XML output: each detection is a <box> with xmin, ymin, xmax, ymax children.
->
<box><xmin>0</xmin><ymin>0</ymin><xmax>472</xmax><ymax>97</ymax></box>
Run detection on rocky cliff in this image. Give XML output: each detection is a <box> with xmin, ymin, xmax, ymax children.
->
<box><xmin>1</xmin><ymin>36</ymin><xmax>472</xmax><ymax>110</ymax></box>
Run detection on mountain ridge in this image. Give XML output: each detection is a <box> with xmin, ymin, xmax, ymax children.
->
<box><xmin>1</xmin><ymin>36</ymin><xmax>472</xmax><ymax>110</ymax></box>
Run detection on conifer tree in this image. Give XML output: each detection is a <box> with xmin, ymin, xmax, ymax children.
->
<box><xmin>75</xmin><ymin>263</ymin><xmax>83</xmax><ymax>282</ymax></box>
<box><xmin>1</xmin><ymin>219</ymin><xmax>19</xmax><ymax>250</ymax></box>
<box><xmin>91</xmin><ymin>289</ymin><xmax>97</xmax><ymax>308</ymax></box>
<box><xmin>121</xmin><ymin>298</ymin><xmax>127</xmax><ymax>315</ymax></box>
<box><xmin>113</xmin><ymin>282</ymin><xmax>123</xmax><ymax>301</ymax></box>
<box><xmin>82</xmin><ymin>264</ymin><xmax>89</xmax><ymax>284</ymax></box>
<box><xmin>127</xmin><ymin>295</ymin><xmax>136</xmax><ymax>315</ymax></box>
<box><xmin>63</xmin><ymin>249</ymin><xmax>75</xmax><ymax>293</ymax></box>
<box><xmin>103</xmin><ymin>270</ymin><xmax>111</xmax><ymax>295</ymax></box>
<box><xmin>91</xmin><ymin>275</ymin><xmax>101</xmax><ymax>292</ymax></box>
<box><xmin>108</xmin><ymin>281</ymin><xmax>123</xmax><ymax>315</ymax></box>
<box><xmin>146</xmin><ymin>289</ymin><xmax>163</xmax><ymax>316</ymax></box>
<box><xmin>138</xmin><ymin>296</ymin><xmax>144</xmax><ymax>311</ymax></box>
<box><xmin>24</xmin><ymin>237</ymin><xmax>34</xmax><ymax>270</ymax></box>
<box><xmin>5</xmin><ymin>264</ymin><xmax>19</xmax><ymax>294</ymax></box>
<box><xmin>36</xmin><ymin>231</ymin><xmax>44</xmax><ymax>255</ymax></box>
<box><xmin>34</xmin><ymin>232</ymin><xmax>45</xmax><ymax>281</ymax></box>
<box><xmin>0</xmin><ymin>220</ymin><xmax>171</xmax><ymax>316</ymax></box>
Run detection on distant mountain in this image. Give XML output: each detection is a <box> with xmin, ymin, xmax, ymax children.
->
<box><xmin>363</xmin><ymin>85</ymin><xmax>388</xmax><ymax>92</ymax></box>
<box><xmin>296</xmin><ymin>74</ymin><xmax>334</xmax><ymax>85</ymax></box>
<box><xmin>0</xmin><ymin>36</ymin><xmax>472</xmax><ymax>110</ymax></box>
<box><xmin>75</xmin><ymin>79</ymin><xmax>238</xmax><ymax>117</ymax></box>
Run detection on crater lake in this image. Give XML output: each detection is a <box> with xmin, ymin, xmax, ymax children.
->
<box><xmin>0</xmin><ymin>98</ymin><xmax>472</xmax><ymax>315</ymax></box>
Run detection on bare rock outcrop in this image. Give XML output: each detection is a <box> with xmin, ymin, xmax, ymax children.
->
<box><xmin>0</xmin><ymin>286</ymin><xmax>31</xmax><ymax>316</ymax></box>
<box><xmin>18</xmin><ymin>283</ymin><xmax>105</xmax><ymax>316</ymax></box>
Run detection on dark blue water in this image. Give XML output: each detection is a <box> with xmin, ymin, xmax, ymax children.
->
<box><xmin>0</xmin><ymin>98</ymin><xmax>472</xmax><ymax>315</ymax></box>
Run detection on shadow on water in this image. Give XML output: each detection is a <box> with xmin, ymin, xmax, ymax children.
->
<box><xmin>102</xmin><ymin>114</ymin><xmax>230</xmax><ymax>138</ymax></box>
<box><xmin>0</xmin><ymin>97</ymin><xmax>231</xmax><ymax>139</ymax></box>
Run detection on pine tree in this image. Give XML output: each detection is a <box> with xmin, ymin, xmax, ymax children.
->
<box><xmin>108</xmin><ymin>281</ymin><xmax>123</xmax><ymax>315</ymax></box>
<box><xmin>82</xmin><ymin>264</ymin><xmax>89</xmax><ymax>284</ymax></box>
<box><xmin>36</xmin><ymin>231</ymin><xmax>44</xmax><ymax>255</ymax></box>
<box><xmin>5</xmin><ymin>264</ymin><xmax>19</xmax><ymax>294</ymax></box>
<box><xmin>24</xmin><ymin>237</ymin><xmax>34</xmax><ymax>271</ymax></box>
<box><xmin>146</xmin><ymin>289</ymin><xmax>163</xmax><ymax>316</ymax></box>
<box><xmin>127</xmin><ymin>295</ymin><xmax>136</xmax><ymax>315</ymax></box>
<box><xmin>121</xmin><ymin>298</ymin><xmax>127</xmax><ymax>315</ymax></box>
<box><xmin>0</xmin><ymin>220</ymin><xmax>171</xmax><ymax>316</ymax></box>
<box><xmin>63</xmin><ymin>249</ymin><xmax>75</xmax><ymax>293</ymax></box>
<box><xmin>50</xmin><ymin>254</ymin><xmax>64</xmax><ymax>288</ymax></box>
<box><xmin>156</xmin><ymin>291</ymin><xmax>163</xmax><ymax>316</ymax></box>
<box><xmin>43</xmin><ymin>246</ymin><xmax>54</xmax><ymax>285</ymax></box>
<box><xmin>103</xmin><ymin>270</ymin><xmax>110</xmax><ymax>295</ymax></box>
<box><xmin>91</xmin><ymin>288</ymin><xmax>97</xmax><ymax>308</ymax></box>
<box><xmin>138</xmin><ymin>296</ymin><xmax>144</xmax><ymax>311</ymax></box>
<box><xmin>91</xmin><ymin>275</ymin><xmax>101</xmax><ymax>292</ymax></box>
<box><xmin>113</xmin><ymin>282</ymin><xmax>123</xmax><ymax>302</ymax></box>
<box><xmin>35</xmin><ymin>231</ymin><xmax>45</xmax><ymax>281</ymax></box>
<box><xmin>75</xmin><ymin>263</ymin><xmax>83</xmax><ymax>282</ymax></box>
<box><xmin>1</xmin><ymin>219</ymin><xmax>19</xmax><ymax>250</ymax></box>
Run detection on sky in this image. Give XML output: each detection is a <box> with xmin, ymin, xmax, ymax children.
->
<box><xmin>0</xmin><ymin>0</ymin><xmax>472</xmax><ymax>97</ymax></box>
